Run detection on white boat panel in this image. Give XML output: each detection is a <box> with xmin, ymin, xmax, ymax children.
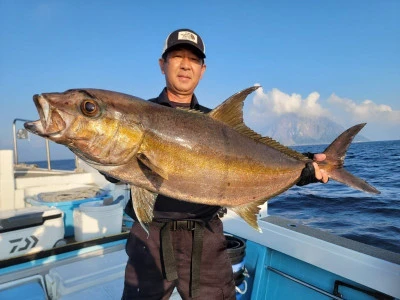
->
<box><xmin>223</xmin><ymin>211</ymin><xmax>400</xmax><ymax>298</ymax></box>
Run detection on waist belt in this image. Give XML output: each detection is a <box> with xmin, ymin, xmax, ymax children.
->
<box><xmin>159</xmin><ymin>220</ymin><xmax>204</xmax><ymax>298</ymax></box>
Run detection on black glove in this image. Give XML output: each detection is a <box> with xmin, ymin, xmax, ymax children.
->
<box><xmin>302</xmin><ymin>152</ymin><xmax>315</xmax><ymax>159</ymax></box>
<box><xmin>296</xmin><ymin>162</ymin><xmax>320</xmax><ymax>186</ymax></box>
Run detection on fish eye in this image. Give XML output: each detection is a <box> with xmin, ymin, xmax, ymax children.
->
<box><xmin>80</xmin><ymin>99</ymin><xmax>100</xmax><ymax>117</ymax></box>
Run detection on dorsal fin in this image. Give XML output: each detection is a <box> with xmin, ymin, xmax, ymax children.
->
<box><xmin>209</xmin><ymin>86</ymin><xmax>259</xmax><ymax>127</ymax></box>
<box><xmin>209</xmin><ymin>86</ymin><xmax>263</xmax><ymax>141</ymax></box>
<box><xmin>209</xmin><ymin>86</ymin><xmax>307</xmax><ymax>161</ymax></box>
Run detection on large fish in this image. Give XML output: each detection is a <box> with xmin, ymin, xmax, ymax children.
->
<box><xmin>24</xmin><ymin>87</ymin><xmax>379</xmax><ymax>232</ymax></box>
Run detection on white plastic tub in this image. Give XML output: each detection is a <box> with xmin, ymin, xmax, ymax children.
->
<box><xmin>73</xmin><ymin>200</ymin><xmax>123</xmax><ymax>242</ymax></box>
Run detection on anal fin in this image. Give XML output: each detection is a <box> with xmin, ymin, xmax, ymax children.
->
<box><xmin>230</xmin><ymin>198</ymin><xmax>266</xmax><ymax>233</ymax></box>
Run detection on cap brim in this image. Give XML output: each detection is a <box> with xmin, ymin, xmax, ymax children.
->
<box><xmin>163</xmin><ymin>43</ymin><xmax>205</xmax><ymax>59</ymax></box>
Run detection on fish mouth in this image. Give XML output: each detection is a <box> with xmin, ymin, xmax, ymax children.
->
<box><xmin>24</xmin><ymin>94</ymin><xmax>66</xmax><ymax>137</ymax></box>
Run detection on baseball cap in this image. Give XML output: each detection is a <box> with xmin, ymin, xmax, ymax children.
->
<box><xmin>162</xmin><ymin>29</ymin><xmax>206</xmax><ymax>59</ymax></box>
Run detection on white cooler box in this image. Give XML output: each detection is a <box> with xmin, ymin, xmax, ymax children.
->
<box><xmin>0</xmin><ymin>207</ymin><xmax>65</xmax><ymax>260</ymax></box>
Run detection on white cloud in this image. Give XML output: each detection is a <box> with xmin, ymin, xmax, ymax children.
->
<box><xmin>250</xmin><ymin>85</ymin><xmax>329</xmax><ymax>119</ymax></box>
<box><xmin>328</xmin><ymin>94</ymin><xmax>400</xmax><ymax>124</ymax></box>
<box><xmin>245</xmin><ymin>86</ymin><xmax>399</xmax><ymax>141</ymax></box>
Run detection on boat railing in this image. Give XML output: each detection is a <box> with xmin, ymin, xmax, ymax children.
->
<box><xmin>12</xmin><ymin>118</ymin><xmax>78</xmax><ymax>171</ymax></box>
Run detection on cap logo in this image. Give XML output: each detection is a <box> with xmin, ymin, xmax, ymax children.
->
<box><xmin>178</xmin><ymin>31</ymin><xmax>198</xmax><ymax>44</ymax></box>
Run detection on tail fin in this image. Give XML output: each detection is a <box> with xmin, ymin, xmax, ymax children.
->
<box><xmin>321</xmin><ymin>123</ymin><xmax>380</xmax><ymax>194</ymax></box>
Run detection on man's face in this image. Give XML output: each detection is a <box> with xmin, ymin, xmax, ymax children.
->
<box><xmin>159</xmin><ymin>47</ymin><xmax>206</xmax><ymax>97</ymax></box>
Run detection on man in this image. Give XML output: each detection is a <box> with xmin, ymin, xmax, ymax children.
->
<box><xmin>121</xmin><ymin>29</ymin><xmax>328</xmax><ymax>299</ymax></box>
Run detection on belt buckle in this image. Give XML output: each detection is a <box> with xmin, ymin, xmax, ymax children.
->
<box><xmin>171</xmin><ymin>220</ymin><xmax>196</xmax><ymax>231</ymax></box>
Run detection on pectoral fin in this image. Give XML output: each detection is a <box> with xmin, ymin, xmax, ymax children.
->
<box><xmin>137</xmin><ymin>153</ymin><xmax>169</xmax><ymax>180</ymax></box>
<box><xmin>131</xmin><ymin>186</ymin><xmax>158</xmax><ymax>235</ymax></box>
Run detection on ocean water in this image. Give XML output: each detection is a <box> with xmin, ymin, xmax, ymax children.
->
<box><xmin>28</xmin><ymin>159</ymin><xmax>77</xmax><ymax>171</ymax></box>
<box><xmin>268</xmin><ymin>140</ymin><xmax>400</xmax><ymax>254</ymax></box>
<box><xmin>29</xmin><ymin>140</ymin><xmax>400</xmax><ymax>254</ymax></box>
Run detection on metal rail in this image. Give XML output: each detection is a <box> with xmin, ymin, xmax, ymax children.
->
<box><xmin>13</xmin><ymin>118</ymin><xmax>51</xmax><ymax>170</ymax></box>
<box><xmin>267</xmin><ymin>266</ymin><xmax>343</xmax><ymax>300</ymax></box>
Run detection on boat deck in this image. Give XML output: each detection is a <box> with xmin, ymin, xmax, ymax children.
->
<box><xmin>1</xmin><ymin>211</ymin><xmax>400</xmax><ymax>299</ymax></box>
<box><xmin>1</xmin><ymin>148</ymin><xmax>399</xmax><ymax>299</ymax></box>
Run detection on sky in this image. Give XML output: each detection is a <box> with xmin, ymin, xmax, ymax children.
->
<box><xmin>1</xmin><ymin>0</ymin><xmax>399</xmax><ymax>161</ymax></box>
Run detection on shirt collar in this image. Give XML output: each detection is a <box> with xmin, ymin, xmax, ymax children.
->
<box><xmin>157</xmin><ymin>87</ymin><xmax>200</xmax><ymax>109</ymax></box>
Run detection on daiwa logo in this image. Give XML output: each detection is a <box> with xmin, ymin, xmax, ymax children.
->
<box><xmin>9</xmin><ymin>235</ymin><xmax>39</xmax><ymax>253</ymax></box>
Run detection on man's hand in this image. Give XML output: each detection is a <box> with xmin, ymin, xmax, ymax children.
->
<box><xmin>312</xmin><ymin>153</ymin><xmax>328</xmax><ymax>183</ymax></box>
